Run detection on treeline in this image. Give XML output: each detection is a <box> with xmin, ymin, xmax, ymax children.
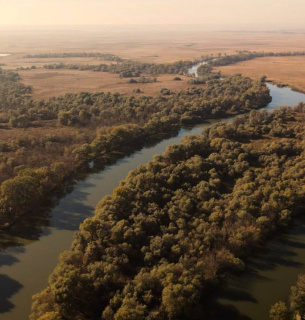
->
<box><xmin>26</xmin><ymin>51</ymin><xmax>305</xmax><ymax>77</ymax></box>
<box><xmin>5</xmin><ymin>73</ymin><xmax>271</xmax><ymax>128</ymax></box>
<box><xmin>0</xmin><ymin>68</ymin><xmax>271</xmax><ymax>228</ymax></box>
<box><xmin>30</xmin><ymin>105</ymin><xmax>305</xmax><ymax>320</ymax></box>
<box><xmin>24</xmin><ymin>52</ymin><xmax>123</xmax><ymax>62</ymax></box>
<box><xmin>0</xmin><ymin>165</ymin><xmax>68</xmax><ymax>227</ymax></box>
<box><xmin>270</xmin><ymin>274</ymin><xmax>305</xmax><ymax>320</ymax></box>
<box><xmin>43</xmin><ymin>60</ymin><xmax>200</xmax><ymax>77</ymax></box>
<box><xmin>207</xmin><ymin>51</ymin><xmax>305</xmax><ymax>67</ymax></box>
<box><xmin>0</xmin><ymin>68</ymin><xmax>32</xmax><ymax>115</ymax></box>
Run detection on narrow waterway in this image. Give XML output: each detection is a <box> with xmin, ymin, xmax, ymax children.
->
<box><xmin>0</xmin><ymin>82</ymin><xmax>304</xmax><ymax>319</ymax></box>
<box><xmin>187</xmin><ymin>61</ymin><xmax>207</xmax><ymax>77</ymax></box>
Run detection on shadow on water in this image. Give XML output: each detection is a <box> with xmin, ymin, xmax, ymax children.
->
<box><xmin>200</xmin><ymin>295</ymin><xmax>253</xmax><ymax>320</ymax></box>
<box><xmin>246</xmin><ymin>223</ymin><xmax>305</xmax><ymax>273</ymax></box>
<box><xmin>0</xmin><ymin>274</ymin><xmax>23</xmax><ymax>313</ymax></box>
<box><xmin>218</xmin><ymin>287</ymin><xmax>258</xmax><ymax>303</ymax></box>
<box><xmin>205</xmin><ymin>220</ymin><xmax>305</xmax><ymax>320</ymax></box>
<box><xmin>52</xmin><ymin>199</ymin><xmax>95</xmax><ymax>231</ymax></box>
<box><xmin>0</xmin><ymin>252</ymin><xmax>19</xmax><ymax>268</ymax></box>
<box><xmin>205</xmin><ymin>305</ymin><xmax>252</xmax><ymax>320</ymax></box>
<box><xmin>0</xmin><ymin>206</ymin><xmax>52</xmax><ymax>251</ymax></box>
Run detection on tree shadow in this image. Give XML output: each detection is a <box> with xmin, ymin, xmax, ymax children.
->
<box><xmin>218</xmin><ymin>287</ymin><xmax>258</xmax><ymax>303</ymax></box>
<box><xmin>51</xmin><ymin>200</ymin><xmax>95</xmax><ymax>231</ymax></box>
<box><xmin>0</xmin><ymin>252</ymin><xmax>19</xmax><ymax>268</ymax></box>
<box><xmin>201</xmin><ymin>298</ymin><xmax>252</xmax><ymax>320</ymax></box>
<box><xmin>0</xmin><ymin>205</ymin><xmax>52</xmax><ymax>251</ymax></box>
<box><xmin>208</xmin><ymin>220</ymin><xmax>305</xmax><ymax>319</ymax></box>
<box><xmin>48</xmin><ymin>178</ymin><xmax>97</xmax><ymax>231</ymax></box>
<box><xmin>0</xmin><ymin>274</ymin><xmax>23</xmax><ymax>313</ymax></box>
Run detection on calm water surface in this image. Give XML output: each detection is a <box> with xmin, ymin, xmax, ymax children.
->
<box><xmin>212</xmin><ymin>221</ymin><xmax>305</xmax><ymax>320</ymax></box>
<box><xmin>0</xmin><ymin>83</ymin><xmax>304</xmax><ymax>319</ymax></box>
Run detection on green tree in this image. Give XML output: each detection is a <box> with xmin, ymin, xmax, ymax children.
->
<box><xmin>269</xmin><ymin>301</ymin><xmax>290</xmax><ymax>320</ymax></box>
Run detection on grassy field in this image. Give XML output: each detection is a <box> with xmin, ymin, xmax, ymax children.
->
<box><xmin>18</xmin><ymin>69</ymin><xmax>199</xmax><ymax>99</ymax></box>
<box><xmin>215</xmin><ymin>56</ymin><xmax>305</xmax><ymax>92</ymax></box>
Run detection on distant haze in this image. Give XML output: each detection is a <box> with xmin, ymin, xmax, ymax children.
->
<box><xmin>0</xmin><ymin>0</ymin><xmax>305</xmax><ymax>29</ymax></box>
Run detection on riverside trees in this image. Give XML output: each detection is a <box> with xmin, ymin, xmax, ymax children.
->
<box><xmin>0</xmin><ymin>67</ymin><xmax>271</xmax><ymax>228</ymax></box>
<box><xmin>31</xmin><ymin>105</ymin><xmax>305</xmax><ymax>320</ymax></box>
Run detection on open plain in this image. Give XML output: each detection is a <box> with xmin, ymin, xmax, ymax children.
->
<box><xmin>215</xmin><ymin>56</ymin><xmax>305</xmax><ymax>93</ymax></box>
<box><xmin>1</xmin><ymin>27</ymin><xmax>305</xmax><ymax>98</ymax></box>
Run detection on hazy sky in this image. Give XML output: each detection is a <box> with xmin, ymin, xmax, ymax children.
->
<box><xmin>0</xmin><ymin>0</ymin><xmax>305</xmax><ymax>28</ymax></box>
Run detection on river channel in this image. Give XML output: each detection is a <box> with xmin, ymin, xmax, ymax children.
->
<box><xmin>0</xmin><ymin>80</ymin><xmax>305</xmax><ymax>319</ymax></box>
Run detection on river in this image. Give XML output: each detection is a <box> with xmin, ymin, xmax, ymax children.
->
<box><xmin>0</xmin><ymin>81</ymin><xmax>305</xmax><ymax>319</ymax></box>
<box><xmin>187</xmin><ymin>61</ymin><xmax>207</xmax><ymax>77</ymax></box>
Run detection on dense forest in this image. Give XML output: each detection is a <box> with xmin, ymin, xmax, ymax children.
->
<box><xmin>0</xmin><ymin>67</ymin><xmax>271</xmax><ymax>228</ymax></box>
<box><xmin>30</xmin><ymin>104</ymin><xmax>305</xmax><ymax>320</ymax></box>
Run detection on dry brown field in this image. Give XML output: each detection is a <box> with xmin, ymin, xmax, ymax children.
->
<box><xmin>2</xmin><ymin>27</ymin><xmax>305</xmax><ymax>62</ymax></box>
<box><xmin>18</xmin><ymin>69</ymin><xmax>200</xmax><ymax>99</ymax></box>
<box><xmin>1</xmin><ymin>27</ymin><xmax>305</xmax><ymax>97</ymax></box>
<box><xmin>215</xmin><ymin>56</ymin><xmax>305</xmax><ymax>92</ymax></box>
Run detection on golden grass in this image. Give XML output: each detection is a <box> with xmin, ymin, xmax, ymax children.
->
<box><xmin>215</xmin><ymin>56</ymin><xmax>305</xmax><ymax>92</ymax></box>
<box><xmin>18</xmin><ymin>69</ymin><xmax>203</xmax><ymax>99</ymax></box>
<box><xmin>2</xmin><ymin>30</ymin><xmax>305</xmax><ymax>63</ymax></box>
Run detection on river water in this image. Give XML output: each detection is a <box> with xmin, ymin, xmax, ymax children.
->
<box><xmin>212</xmin><ymin>221</ymin><xmax>305</xmax><ymax>320</ymax></box>
<box><xmin>187</xmin><ymin>61</ymin><xmax>207</xmax><ymax>77</ymax></box>
<box><xmin>0</xmin><ymin>82</ymin><xmax>305</xmax><ymax>319</ymax></box>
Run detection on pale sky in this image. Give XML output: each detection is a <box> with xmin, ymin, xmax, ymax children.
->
<box><xmin>0</xmin><ymin>0</ymin><xmax>305</xmax><ymax>28</ymax></box>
